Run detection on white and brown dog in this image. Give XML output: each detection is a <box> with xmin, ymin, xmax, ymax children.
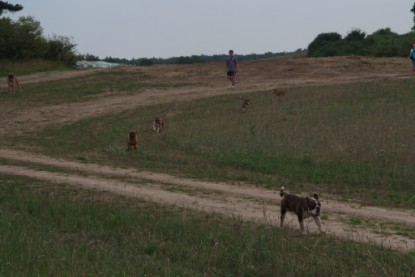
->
<box><xmin>152</xmin><ymin>117</ymin><xmax>164</xmax><ymax>132</ymax></box>
<box><xmin>7</xmin><ymin>74</ymin><xmax>21</xmax><ymax>93</ymax></box>
<box><xmin>280</xmin><ymin>186</ymin><xmax>322</xmax><ymax>233</ymax></box>
<box><xmin>240</xmin><ymin>97</ymin><xmax>250</xmax><ymax>112</ymax></box>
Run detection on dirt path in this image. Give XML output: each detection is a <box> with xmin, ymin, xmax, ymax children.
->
<box><xmin>1</xmin><ymin>148</ymin><xmax>414</xmax><ymax>252</ymax></box>
<box><xmin>1</xmin><ymin>56</ymin><xmax>411</xmax><ymax>135</ymax></box>
<box><xmin>1</xmin><ymin>57</ymin><xmax>415</xmax><ymax>252</ymax></box>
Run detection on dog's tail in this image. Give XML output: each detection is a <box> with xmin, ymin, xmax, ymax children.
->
<box><xmin>280</xmin><ymin>186</ymin><xmax>286</xmax><ymax>197</ymax></box>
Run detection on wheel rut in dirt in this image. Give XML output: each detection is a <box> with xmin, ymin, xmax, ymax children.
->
<box><xmin>1</xmin><ymin>149</ymin><xmax>414</xmax><ymax>252</ymax></box>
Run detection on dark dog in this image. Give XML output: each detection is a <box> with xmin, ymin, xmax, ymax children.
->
<box><xmin>152</xmin><ymin>117</ymin><xmax>164</xmax><ymax>132</ymax></box>
<box><xmin>280</xmin><ymin>186</ymin><xmax>322</xmax><ymax>233</ymax></box>
<box><xmin>127</xmin><ymin>130</ymin><xmax>139</xmax><ymax>150</ymax></box>
<box><xmin>273</xmin><ymin>88</ymin><xmax>285</xmax><ymax>96</ymax></box>
<box><xmin>7</xmin><ymin>74</ymin><xmax>21</xmax><ymax>93</ymax></box>
<box><xmin>240</xmin><ymin>97</ymin><xmax>250</xmax><ymax>112</ymax></box>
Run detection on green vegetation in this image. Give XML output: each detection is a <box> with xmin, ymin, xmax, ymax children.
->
<box><xmin>0</xmin><ymin>16</ymin><xmax>76</xmax><ymax>65</ymax></box>
<box><xmin>307</xmin><ymin>28</ymin><xmax>415</xmax><ymax>57</ymax></box>
<box><xmin>0</xmin><ymin>60</ymin><xmax>70</xmax><ymax>76</ymax></box>
<box><xmin>3</xmin><ymin>74</ymin><xmax>415</xmax><ymax>208</ymax></box>
<box><xmin>1</xmin><ymin>178</ymin><xmax>414</xmax><ymax>276</ymax></box>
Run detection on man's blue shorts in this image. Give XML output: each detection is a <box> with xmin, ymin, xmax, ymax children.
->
<box><xmin>227</xmin><ymin>71</ymin><xmax>236</xmax><ymax>77</ymax></box>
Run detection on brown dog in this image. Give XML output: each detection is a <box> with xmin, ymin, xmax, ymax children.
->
<box><xmin>280</xmin><ymin>186</ymin><xmax>322</xmax><ymax>233</ymax></box>
<box><xmin>127</xmin><ymin>130</ymin><xmax>139</xmax><ymax>150</ymax></box>
<box><xmin>273</xmin><ymin>88</ymin><xmax>285</xmax><ymax>96</ymax></box>
<box><xmin>152</xmin><ymin>117</ymin><xmax>164</xmax><ymax>132</ymax></box>
<box><xmin>7</xmin><ymin>74</ymin><xmax>21</xmax><ymax>93</ymax></box>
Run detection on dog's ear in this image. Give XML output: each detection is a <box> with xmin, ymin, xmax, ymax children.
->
<box><xmin>313</xmin><ymin>193</ymin><xmax>319</xmax><ymax>200</ymax></box>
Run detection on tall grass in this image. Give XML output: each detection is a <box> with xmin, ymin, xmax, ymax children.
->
<box><xmin>0</xmin><ymin>69</ymin><xmax>188</xmax><ymax>107</ymax></box>
<box><xmin>7</xmin><ymin>78</ymin><xmax>415</xmax><ymax>207</ymax></box>
<box><xmin>1</xmin><ymin>177</ymin><xmax>414</xmax><ymax>276</ymax></box>
<box><xmin>0</xmin><ymin>60</ymin><xmax>70</xmax><ymax>76</ymax></box>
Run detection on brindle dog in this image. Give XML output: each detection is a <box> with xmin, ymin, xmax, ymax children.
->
<box><xmin>153</xmin><ymin>117</ymin><xmax>164</xmax><ymax>132</ymax></box>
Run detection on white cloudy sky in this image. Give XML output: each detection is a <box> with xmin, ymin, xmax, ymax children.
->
<box><xmin>8</xmin><ymin>0</ymin><xmax>415</xmax><ymax>59</ymax></box>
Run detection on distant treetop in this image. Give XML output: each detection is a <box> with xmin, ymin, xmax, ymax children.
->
<box><xmin>0</xmin><ymin>1</ymin><xmax>23</xmax><ymax>16</ymax></box>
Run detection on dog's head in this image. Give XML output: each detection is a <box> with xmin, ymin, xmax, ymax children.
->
<box><xmin>129</xmin><ymin>131</ymin><xmax>137</xmax><ymax>139</ymax></box>
<box><xmin>306</xmin><ymin>194</ymin><xmax>321</xmax><ymax>216</ymax></box>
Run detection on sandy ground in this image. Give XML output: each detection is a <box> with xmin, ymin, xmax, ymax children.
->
<box><xmin>1</xmin><ymin>56</ymin><xmax>414</xmax><ymax>252</ymax></box>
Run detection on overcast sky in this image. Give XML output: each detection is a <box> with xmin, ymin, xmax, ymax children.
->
<box><xmin>8</xmin><ymin>0</ymin><xmax>415</xmax><ymax>59</ymax></box>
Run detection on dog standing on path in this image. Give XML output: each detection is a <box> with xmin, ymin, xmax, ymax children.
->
<box><xmin>279</xmin><ymin>186</ymin><xmax>322</xmax><ymax>233</ymax></box>
<box><xmin>7</xmin><ymin>74</ymin><xmax>21</xmax><ymax>93</ymax></box>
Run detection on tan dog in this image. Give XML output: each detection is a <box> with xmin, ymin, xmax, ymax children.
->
<box><xmin>152</xmin><ymin>117</ymin><xmax>164</xmax><ymax>132</ymax></box>
<box><xmin>127</xmin><ymin>130</ymin><xmax>139</xmax><ymax>150</ymax></box>
<box><xmin>7</xmin><ymin>74</ymin><xmax>21</xmax><ymax>93</ymax></box>
<box><xmin>273</xmin><ymin>88</ymin><xmax>285</xmax><ymax>96</ymax></box>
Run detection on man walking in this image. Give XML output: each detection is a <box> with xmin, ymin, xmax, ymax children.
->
<box><xmin>226</xmin><ymin>50</ymin><xmax>239</xmax><ymax>86</ymax></box>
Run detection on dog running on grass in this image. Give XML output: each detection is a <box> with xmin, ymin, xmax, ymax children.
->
<box><xmin>240</xmin><ymin>97</ymin><xmax>250</xmax><ymax>112</ymax></box>
<box><xmin>280</xmin><ymin>186</ymin><xmax>322</xmax><ymax>233</ymax></box>
<box><xmin>273</xmin><ymin>88</ymin><xmax>285</xmax><ymax>96</ymax></box>
<box><xmin>127</xmin><ymin>130</ymin><xmax>139</xmax><ymax>150</ymax></box>
<box><xmin>7</xmin><ymin>74</ymin><xmax>21</xmax><ymax>93</ymax></box>
<box><xmin>152</xmin><ymin>117</ymin><xmax>164</xmax><ymax>132</ymax></box>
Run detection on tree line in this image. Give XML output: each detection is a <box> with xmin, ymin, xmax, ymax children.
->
<box><xmin>2</xmin><ymin>1</ymin><xmax>415</xmax><ymax>66</ymax></box>
<box><xmin>97</xmin><ymin>50</ymin><xmax>305</xmax><ymax>66</ymax></box>
<box><xmin>307</xmin><ymin>28</ymin><xmax>415</xmax><ymax>57</ymax></box>
<box><xmin>0</xmin><ymin>1</ymin><xmax>77</xmax><ymax>65</ymax></box>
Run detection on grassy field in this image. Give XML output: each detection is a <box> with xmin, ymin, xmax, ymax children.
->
<box><xmin>1</xmin><ymin>61</ymin><xmax>415</xmax><ymax>275</ymax></box>
<box><xmin>4</xmin><ymin>74</ymin><xmax>415</xmax><ymax>208</ymax></box>
<box><xmin>1</xmin><ymin>177</ymin><xmax>414</xmax><ymax>276</ymax></box>
<box><xmin>0</xmin><ymin>60</ymin><xmax>70</xmax><ymax>76</ymax></box>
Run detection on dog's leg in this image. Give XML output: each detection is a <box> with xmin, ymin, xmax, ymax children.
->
<box><xmin>16</xmin><ymin>80</ymin><xmax>21</xmax><ymax>92</ymax></box>
<box><xmin>313</xmin><ymin>216</ymin><xmax>322</xmax><ymax>232</ymax></box>
<box><xmin>280</xmin><ymin>210</ymin><xmax>286</xmax><ymax>229</ymax></box>
<box><xmin>297</xmin><ymin>213</ymin><xmax>306</xmax><ymax>233</ymax></box>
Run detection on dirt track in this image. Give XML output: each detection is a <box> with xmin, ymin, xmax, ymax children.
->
<box><xmin>1</xmin><ymin>57</ymin><xmax>415</xmax><ymax>252</ymax></box>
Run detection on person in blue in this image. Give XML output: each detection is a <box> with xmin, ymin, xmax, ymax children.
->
<box><xmin>226</xmin><ymin>49</ymin><xmax>239</xmax><ymax>86</ymax></box>
<box><xmin>409</xmin><ymin>43</ymin><xmax>415</xmax><ymax>74</ymax></box>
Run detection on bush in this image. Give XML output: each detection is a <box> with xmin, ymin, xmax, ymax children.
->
<box><xmin>0</xmin><ymin>16</ymin><xmax>77</xmax><ymax>65</ymax></box>
<box><xmin>307</xmin><ymin>28</ymin><xmax>415</xmax><ymax>57</ymax></box>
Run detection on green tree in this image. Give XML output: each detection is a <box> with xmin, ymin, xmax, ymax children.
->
<box><xmin>307</xmin><ymin>32</ymin><xmax>342</xmax><ymax>57</ymax></box>
<box><xmin>45</xmin><ymin>35</ymin><xmax>77</xmax><ymax>65</ymax></box>
<box><xmin>411</xmin><ymin>2</ymin><xmax>415</xmax><ymax>31</ymax></box>
<box><xmin>12</xmin><ymin>16</ymin><xmax>48</xmax><ymax>59</ymax></box>
<box><xmin>0</xmin><ymin>16</ymin><xmax>48</xmax><ymax>60</ymax></box>
<box><xmin>0</xmin><ymin>1</ymin><xmax>23</xmax><ymax>16</ymax></box>
<box><xmin>344</xmin><ymin>29</ymin><xmax>366</xmax><ymax>41</ymax></box>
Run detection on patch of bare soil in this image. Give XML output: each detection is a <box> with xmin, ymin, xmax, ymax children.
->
<box><xmin>1</xmin><ymin>57</ymin><xmax>415</xmax><ymax>252</ymax></box>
